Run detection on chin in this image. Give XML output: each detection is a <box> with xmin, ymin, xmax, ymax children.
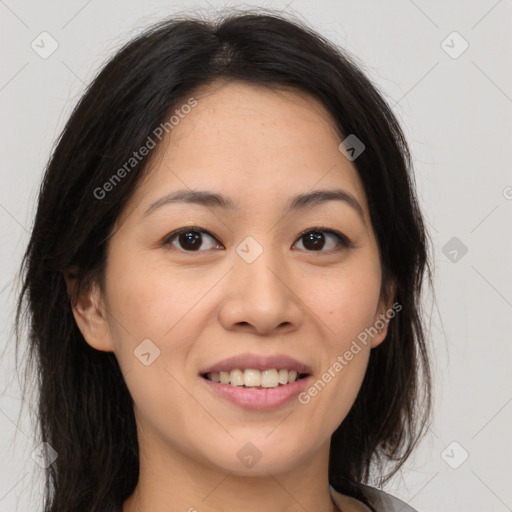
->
<box><xmin>200</xmin><ymin>438</ymin><xmax>307</xmax><ymax>477</ymax></box>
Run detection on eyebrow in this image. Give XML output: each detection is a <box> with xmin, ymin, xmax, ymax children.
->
<box><xmin>143</xmin><ymin>188</ymin><xmax>365</xmax><ymax>222</ymax></box>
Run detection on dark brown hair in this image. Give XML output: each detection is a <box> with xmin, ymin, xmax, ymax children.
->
<box><xmin>16</xmin><ymin>8</ymin><xmax>432</xmax><ymax>511</ymax></box>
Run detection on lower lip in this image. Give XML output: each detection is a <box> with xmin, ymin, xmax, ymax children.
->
<box><xmin>199</xmin><ymin>375</ymin><xmax>313</xmax><ymax>411</ymax></box>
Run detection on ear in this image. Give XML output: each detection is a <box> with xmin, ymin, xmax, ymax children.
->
<box><xmin>64</xmin><ymin>270</ymin><xmax>114</xmax><ymax>352</ymax></box>
<box><xmin>370</xmin><ymin>278</ymin><xmax>398</xmax><ymax>349</ymax></box>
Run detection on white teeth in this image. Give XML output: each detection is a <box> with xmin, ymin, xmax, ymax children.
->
<box><xmin>229</xmin><ymin>369</ymin><xmax>244</xmax><ymax>387</ymax></box>
<box><xmin>261</xmin><ymin>369</ymin><xmax>279</xmax><ymax>388</ymax></box>
<box><xmin>206</xmin><ymin>368</ymin><xmax>304</xmax><ymax>388</ymax></box>
<box><xmin>243</xmin><ymin>369</ymin><xmax>261</xmax><ymax>387</ymax></box>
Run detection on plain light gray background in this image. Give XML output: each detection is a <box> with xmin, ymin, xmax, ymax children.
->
<box><xmin>1</xmin><ymin>1</ymin><xmax>511</xmax><ymax>511</ymax></box>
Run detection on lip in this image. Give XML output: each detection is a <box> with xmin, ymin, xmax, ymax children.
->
<box><xmin>199</xmin><ymin>353</ymin><xmax>313</xmax><ymax>375</ymax></box>
<box><xmin>199</xmin><ymin>374</ymin><xmax>314</xmax><ymax>411</ymax></box>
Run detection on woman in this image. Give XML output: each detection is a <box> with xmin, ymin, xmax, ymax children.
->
<box><xmin>16</xmin><ymin>9</ymin><xmax>432</xmax><ymax>512</ymax></box>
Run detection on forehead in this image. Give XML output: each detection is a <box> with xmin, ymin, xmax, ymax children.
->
<box><xmin>125</xmin><ymin>80</ymin><xmax>369</xmax><ymax>220</ymax></box>
<box><xmin>169</xmin><ymin>79</ymin><xmax>343</xmax><ymax>149</ymax></box>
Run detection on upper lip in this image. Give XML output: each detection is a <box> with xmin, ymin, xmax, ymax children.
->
<box><xmin>200</xmin><ymin>353</ymin><xmax>313</xmax><ymax>375</ymax></box>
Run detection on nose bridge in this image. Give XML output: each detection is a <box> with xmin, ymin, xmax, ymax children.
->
<box><xmin>218</xmin><ymin>232</ymin><xmax>302</xmax><ymax>334</ymax></box>
<box><xmin>235</xmin><ymin>233</ymin><xmax>287</xmax><ymax>300</ymax></box>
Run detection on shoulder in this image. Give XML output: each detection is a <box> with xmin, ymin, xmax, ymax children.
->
<box><xmin>360</xmin><ymin>484</ymin><xmax>419</xmax><ymax>512</ymax></box>
<box><xmin>330</xmin><ymin>484</ymin><xmax>419</xmax><ymax>512</ymax></box>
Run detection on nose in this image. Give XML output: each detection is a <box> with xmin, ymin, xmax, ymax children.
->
<box><xmin>217</xmin><ymin>244</ymin><xmax>303</xmax><ymax>336</ymax></box>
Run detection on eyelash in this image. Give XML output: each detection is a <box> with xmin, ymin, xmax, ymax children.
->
<box><xmin>162</xmin><ymin>226</ymin><xmax>352</xmax><ymax>254</ymax></box>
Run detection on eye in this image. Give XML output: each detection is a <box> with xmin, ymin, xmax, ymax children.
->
<box><xmin>163</xmin><ymin>227</ymin><xmax>223</xmax><ymax>252</ymax></box>
<box><xmin>293</xmin><ymin>228</ymin><xmax>351</xmax><ymax>252</ymax></box>
<box><xmin>162</xmin><ymin>226</ymin><xmax>352</xmax><ymax>253</ymax></box>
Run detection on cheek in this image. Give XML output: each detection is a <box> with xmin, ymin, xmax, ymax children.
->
<box><xmin>297</xmin><ymin>257</ymin><xmax>381</xmax><ymax>418</ymax></box>
<box><xmin>103</xmin><ymin>245</ymin><xmax>213</xmax><ymax>346</ymax></box>
<box><xmin>308</xmin><ymin>259</ymin><xmax>382</xmax><ymax>347</ymax></box>
<box><xmin>101</xmin><ymin>249</ymin><xmax>212</xmax><ymax>441</ymax></box>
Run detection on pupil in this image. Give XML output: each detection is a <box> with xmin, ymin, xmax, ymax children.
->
<box><xmin>304</xmin><ymin>231</ymin><xmax>324</xmax><ymax>251</ymax></box>
<box><xmin>180</xmin><ymin>231</ymin><xmax>201</xmax><ymax>250</ymax></box>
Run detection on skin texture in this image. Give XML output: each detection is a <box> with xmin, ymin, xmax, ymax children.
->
<box><xmin>69</xmin><ymin>80</ymin><xmax>394</xmax><ymax>512</ymax></box>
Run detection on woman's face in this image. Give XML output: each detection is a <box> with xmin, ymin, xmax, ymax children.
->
<box><xmin>75</xmin><ymin>80</ymin><xmax>393</xmax><ymax>477</ymax></box>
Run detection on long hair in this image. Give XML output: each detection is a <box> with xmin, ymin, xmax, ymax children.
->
<box><xmin>16</xmin><ymin>8</ymin><xmax>432</xmax><ymax>511</ymax></box>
